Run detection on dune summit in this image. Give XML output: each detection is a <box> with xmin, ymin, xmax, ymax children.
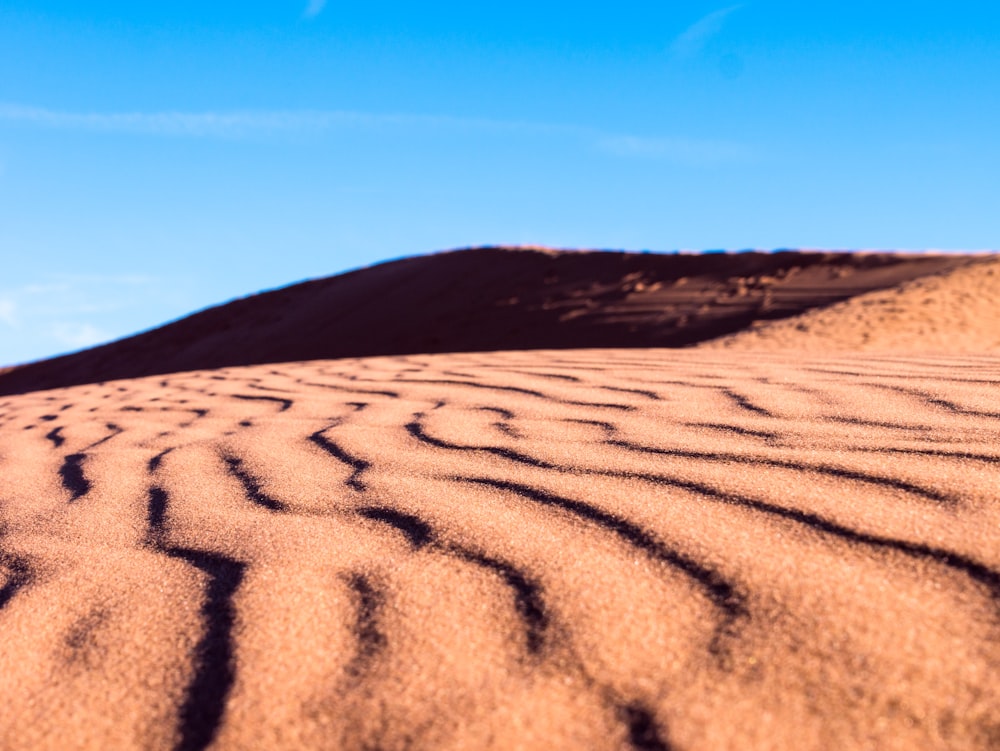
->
<box><xmin>0</xmin><ymin>247</ymin><xmax>984</xmax><ymax>396</ymax></box>
<box><xmin>0</xmin><ymin>247</ymin><xmax>998</xmax><ymax>750</ymax></box>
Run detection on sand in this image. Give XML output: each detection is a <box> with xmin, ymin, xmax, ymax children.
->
<box><xmin>1</xmin><ymin>249</ymin><xmax>998</xmax><ymax>749</ymax></box>
<box><xmin>1</xmin><ymin>349</ymin><xmax>998</xmax><ymax>750</ymax></box>
<box><xmin>702</xmin><ymin>255</ymin><xmax>1000</xmax><ymax>352</ymax></box>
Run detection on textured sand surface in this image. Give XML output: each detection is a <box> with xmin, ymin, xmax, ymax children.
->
<box><xmin>1</xmin><ymin>350</ymin><xmax>998</xmax><ymax>750</ymax></box>
<box><xmin>0</xmin><ymin>248</ymin><xmax>979</xmax><ymax>395</ymax></box>
<box><xmin>702</xmin><ymin>256</ymin><xmax>1000</xmax><ymax>352</ymax></box>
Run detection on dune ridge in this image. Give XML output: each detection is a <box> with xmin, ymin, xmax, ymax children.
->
<box><xmin>1</xmin><ymin>350</ymin><xmax>998</xmax><ymax>750</ymax></box>
<box><xmin>0</xmin><ymin>247</ymin><xmax>981</xmax><ymax>396</ymax></box>
<box><xmin>702</xmin><ymin>254</ymin><xmax>1000</xmax><ymax>352</ymax></box>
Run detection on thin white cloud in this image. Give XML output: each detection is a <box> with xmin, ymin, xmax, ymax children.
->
<box><xmin>303</xmin><ymin>0</ymin><xmax>327</xmax><ymax>18</ymax></box>
<box><xmin>0</xmin><ymin>104</ymin><xmax>551</xmax><ymax>138</ymax></box>
<box><xmin>598</xmin><ymin>135</ymin><xmax>755</xmax><ymax>166</ymax></box>
<box><xmin>0</xmin><ymin>273</ymin><xmax>168</xmax><ymax>364</ymax></box>
<box><xmin>43</xmin><ymin>273</ymin><xmax>153</xmax><ymax>286</ymax></box>
<box><xmin>0</xmin><ymin>104</ymin><xmax>359</xmax><ymax>137</ymax></box>
<box><xmin>18</xmin><ymin>275</ymin><xmax>151</xmax><ymax>297</ymax></box>
<box><xmin>671</xmin><ymin>4</ymin><xmax>744</xmax><ymax>58</ymax></box>
<box><xmin>0</xmin><ymin>298</ymin><xmax>17</xmax><ymax>328</ymax></box>
<box><xmin>0</xmin><ymin>103</ymin><xmax>754</xmax><ymax>166</ymax></box>
<box><xmin>51</xmin><ymin>322</ymin><xmax>111</xmax><ymax>348</ymax></box>
<box><xmin>0</xmin><ymin>274</ymin><xmax>155</xmax><ymax>327</ymax></box>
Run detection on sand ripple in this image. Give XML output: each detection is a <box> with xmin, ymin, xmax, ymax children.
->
<box><xmin>0</xmin><ymin>350</ymin><xmax>998</xmax><ymax>750</ymax></box>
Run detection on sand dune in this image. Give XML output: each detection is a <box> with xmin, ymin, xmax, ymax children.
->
<box><xmin>702</xmin><ymin>255</ymin><xmax>1000</xmax><ymax>352</ymax></box>
<box><xmin>2</xmin><ymin>249</ymin><xmax>998</xmax><ymax>748</ymax></box>
<box><xmin>1</xmin><ymin>350</ymin><xmax>998</xmax><ymax>750</ymax></box>
<box><xmin>0</xmin><ymin>247</ymin><xmax>980</xmax><ymax>395</ymax></box>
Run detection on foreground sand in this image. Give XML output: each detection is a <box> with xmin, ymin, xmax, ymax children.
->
<box><xmin>1</xmin><ymin>350</ymin><xmax>998</xmax><ymax>750</ymax></box>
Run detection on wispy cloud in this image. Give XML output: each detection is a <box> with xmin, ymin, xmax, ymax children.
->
<box><xmin>50</xmin><ymin>322</ymin><xmax>110</xmax><ymax>348</ymax></box>
<box><xmin>0</xmin><ymin>103</ymin><xmax>754</xmax><ymax>166</ymax></box>
<box><xmin>671</xmin><ymin>4</ymin><xmax>743</xmax><ymax>58</ymax></box>
<box><xmin>0</xmin><ymin>274</ymin><xmax>161</xmax><ymax>365</ymax></box>
<box><xmin>1</xmin><ymin>274</ymin><xmax>152</xmax><ymax>344</ymax></box>
<box><xmin>17</xmin><ymin>274</ymin><xmax>152</xmax><ymax>300</ymax></box>
<box><xmin>0</xmin><ymin>298</ymin><xmax>16</xmax><ymax>328</ymax></box>
<box><xmin>0</xmin><ymin>104</ymin><xmax>364</xmax><ymax>137</ymax></box>
<box><xmin>41</xmin><ymin>273</ymin><xmax>153</xmax><ymax>286</ymax></box>
<box><xmin>0</xmin><ymin>104</ymin><xmax>550</xmax><ymax>138</ymax></box>
<box><xmin>303</xmin><ymin>0</ymin><xmax>327</xmax><ymax>19</ymax></box>
<box><xmin>598</xmin><ymin>135</ymin><xmax>755</xmax><ymax>166</ymax></box>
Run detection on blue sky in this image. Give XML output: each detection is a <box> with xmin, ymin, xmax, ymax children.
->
<box><xmin>2</xmin><ymin>1</ymin><xmax>998</xmax><ymax>365</ymax></box>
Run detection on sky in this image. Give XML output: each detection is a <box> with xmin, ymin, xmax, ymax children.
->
<box><xmin>1</xmin><ymin>1</ymin><xmax>998</xmax><ymax>366</ymax></box>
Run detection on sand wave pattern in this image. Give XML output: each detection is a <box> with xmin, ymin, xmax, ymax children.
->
<box><xmin>0</xmin><ymin>350</ymin><xmax>998</xmax><ymax>750</ymax></box>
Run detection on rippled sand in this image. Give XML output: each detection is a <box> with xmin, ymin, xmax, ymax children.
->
<box><xmin>1</xmin><ymin>350</ymin><xmax>997</xmax><ymax>750</ymax></box>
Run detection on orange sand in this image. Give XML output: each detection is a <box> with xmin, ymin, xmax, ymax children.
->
<box><xmin>1</xmin><ymin>350</ymin><xmax>998</xmax><ymax>750</ymax></box>
<box><xmin>702</xmin><ymin>255</ymin><xmax>1000</xmax><ymax>352</ymax></box>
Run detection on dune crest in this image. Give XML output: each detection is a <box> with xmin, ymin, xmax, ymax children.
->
<box><xmin>0</xmin><ymin>247</ymin><xmax>981</xmax><ymax>395</ymax></box>
<box><xmin>701</xmin><ymin>255</ymin><xmax>1000</xmax><ymax>352</ymax></box>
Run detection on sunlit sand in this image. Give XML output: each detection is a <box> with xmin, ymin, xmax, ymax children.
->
<box><xmin>1</xmin><ymin>250</ymin><xmax>997</xmax><ymax>750</ymax></box>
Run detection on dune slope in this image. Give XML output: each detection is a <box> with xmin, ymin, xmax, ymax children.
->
<box><xmin>1</xmin><ymin>350</ymin><xmax>998</xmax><ymax>750</ymax></box>
<box><xmin>702</xmin><ymin>255</ymin><xmax>1000</xmax><ymax>352</ymax></box>
<box><xmin>0</xmin><ymin>248</ymin><xmax>977</xmax><ymax>395</ymax></box>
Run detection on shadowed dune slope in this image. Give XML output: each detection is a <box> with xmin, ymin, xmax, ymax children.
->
<box><xmin>1</xmin><ymin>350</ymin><xmax>998</xmax><ymax>750</ymax></box>
<box><xmin>701</xmin><ymin>254</ymin><xmax>1000</xmax><ymax>352</ymax></box>
<box><xmin>0</xmin><ymin>247</ymin><xmax>978</xmax><ymax>396</ymax></box>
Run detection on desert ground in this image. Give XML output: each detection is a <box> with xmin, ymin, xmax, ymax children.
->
<box><xmin>0</xmin><ymin>249</ymin><xmax>998</xmax><ymax>750</ymax></box>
